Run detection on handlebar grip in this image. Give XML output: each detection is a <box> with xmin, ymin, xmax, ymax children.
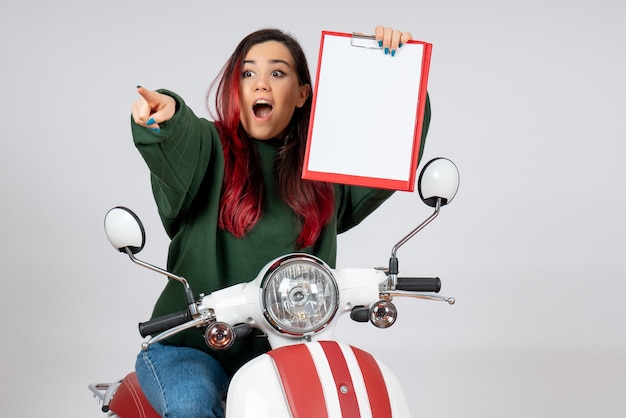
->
<box><xmin>396</xmin><ymin>277</ymin><xmax>441</xmax><ymax>293</ymax></box>
<box><xmin>138</xmin><ymin>309</ymin><xmax>192</xmax><ymax>338</ymax></box>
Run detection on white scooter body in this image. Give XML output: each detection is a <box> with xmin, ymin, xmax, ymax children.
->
<box><xmin>226</xmin><ymin>341</ymin><xmax>409</xmax><ymax>418</ymax></box>
<box><xmin>203</xmin><ymin>267</ymin><xmax>410</xmax><ymax>417</ymax></box>
<box><xmin>89</xmin><ymin>157</ymin><xmax>460</xmax><ymax>418</ymax></box>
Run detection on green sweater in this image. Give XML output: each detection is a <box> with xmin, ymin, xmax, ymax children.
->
<box><xmin>132</xmin><ymin>90</ymin><xmax>430</xmax><ymax>375</ymax></box>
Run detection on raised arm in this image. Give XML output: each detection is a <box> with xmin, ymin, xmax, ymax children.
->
<box><xmin>130</xmin><ymin>88</ymin><xmax>222</xmax><ymax>233</ymax></box>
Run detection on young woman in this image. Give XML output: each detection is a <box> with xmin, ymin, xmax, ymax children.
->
<box><xmin>131</xmin><ymin>25</ymin><xmax>430</xmax><ymax>418</ymax></box>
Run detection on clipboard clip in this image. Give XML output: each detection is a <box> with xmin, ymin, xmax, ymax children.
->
<box><xmin>351</xmin><ymin>33</ymin><xmax>381</xmax><ymax>50</ymax></box>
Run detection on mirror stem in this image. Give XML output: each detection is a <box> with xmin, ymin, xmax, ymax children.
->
<box><xmin>385</xmin><ymin>198</ymin><xmax>442</xmax><ymax>290</ymax></box>
<box><xmin>123</xmin><ymin>247</ymin><xmax>197</xmax><ymax>313</ymax></box>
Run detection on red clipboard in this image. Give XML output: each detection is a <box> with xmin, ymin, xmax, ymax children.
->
<box><xmin>303</xmin><ymin>31</ymin><xmax>432</xmax><ymax>191</ymax></box>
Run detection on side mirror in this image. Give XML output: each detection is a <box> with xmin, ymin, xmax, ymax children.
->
<box><xmin>104</xmin><ymin>206</ymin><xmax>145</xmax><ymax>254</ymax></box>
<box><xmin>103</xmin><ymin>206</ymin><xmax>195</xmax><ymax>306</ymax></box>
<box><xmin>418</xmin><ymin>157</ymin><xmax>460</xmax><ymax>207</ymax></box>
<box><xmin>384</xmin><ymin>157</ymin><xmax>460</xmax><ymax>292</ymax></box>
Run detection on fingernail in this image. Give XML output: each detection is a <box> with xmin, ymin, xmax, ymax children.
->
<box><xmin>384</xmin><ymin>47</ymin><xmax>389</xmax><ymax>55</ymax></box>
<box><xmin>146</xmin><ymin>118</ymin><xmax>155</xmax><ymax>125</ymax></box>
<box><xmin>391</xmin><ymin>49</ymin><xmax>396</xmax><ymax>57</ymax></box>
<box><xmin>399</xmin><ymin>43</ymin><xmax>403</xmax><ymax>48</ymax></box>
<box><xmin>149</xmin><ymin>127</ymin><xmax>161</xmax><ymax>134</ymax></box>
<box><xmin>378</xmin><ymin>40</ymin><xmax>383</xmax><ymax>47</ymax></box>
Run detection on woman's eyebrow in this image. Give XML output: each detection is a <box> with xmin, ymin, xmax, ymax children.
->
<box><xmin>242</xmin><ymin>59</ymin><xmax>292</xmax><ymax>67</ymax></box>
<box><xmin>269</xmin><ymin>59</ymin><xmax>291</xmax><ymax>67</ymax></box>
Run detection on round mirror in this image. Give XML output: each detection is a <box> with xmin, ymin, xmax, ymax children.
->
<box><xmin>104</xmin><ymin>207</ymin><xmax>145</xmax><ymax>254</ymax></box>
<box><xmin>418</xmin><ymin>158</ymin><xmax>460</xmax><ymax>207</ymax></box>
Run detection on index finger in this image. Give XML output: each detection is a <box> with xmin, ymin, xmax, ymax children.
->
<box><xmin>136</xmin><ymin>86</ymin><xmax>160</xmax><ymax>104</ymax></box>
<box><xmin>374</xmin><ymin>25</ymin><xmax>385</xmax><ymax>44</ymax></box>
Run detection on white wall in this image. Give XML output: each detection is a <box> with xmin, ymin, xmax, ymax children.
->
<box><xmin>1</xmin><ymin>0</ymin><xmax>624</xmax><ymax>416</ymax></box>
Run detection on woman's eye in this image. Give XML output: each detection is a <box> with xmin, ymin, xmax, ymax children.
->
<box><xmin>242</xmin><ymin>70</ymin><xmax>254</xmax><ymax>78</ymax></box>
<box><xmin>271</xmin><ymin>70</ymin><xmax>285</xmax><ymax>77</ymax></box>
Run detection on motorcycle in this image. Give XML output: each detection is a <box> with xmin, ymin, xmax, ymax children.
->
<box><xmin>89</xmin><ymin>157</ymin><xmax>460</xmax><ymax>417</ymax></box>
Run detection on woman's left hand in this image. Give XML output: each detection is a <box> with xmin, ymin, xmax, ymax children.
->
<box><xmin>374</xmin><ymin>25</ymin><xmax>413</xmax><ymax>56</ymax></box>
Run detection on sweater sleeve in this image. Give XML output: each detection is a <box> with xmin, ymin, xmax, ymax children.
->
<box><xmin>335</xmin><ymin>186</ymin><xmax>394</xmax><ymax>233</ymax></box>
<box><xmin>131</xmin><ymin>90</ymin><xmax>222</xmax><ymax>234</ymax></box>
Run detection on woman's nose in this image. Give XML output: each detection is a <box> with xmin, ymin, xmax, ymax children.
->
<box><xmin>255</xmin><ymin>76</ymin><xmax>270</xmax><ymax>91</ymax></box>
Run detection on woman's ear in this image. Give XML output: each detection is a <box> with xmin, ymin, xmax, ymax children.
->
<box><xmin>296</xmin><ymin>84</ymin><xmax>311</xmax><ymax>108</ymax></box>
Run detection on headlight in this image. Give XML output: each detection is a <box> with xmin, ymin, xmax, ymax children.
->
<box><xmin>261</xmin><ymin>254</ymin><xmax>338</xmax><ymax>336</ymax></box>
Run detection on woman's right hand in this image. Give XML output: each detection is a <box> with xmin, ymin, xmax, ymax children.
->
<box><xmin>132</xmin><ymin>86</ymin><xmax>176</xmax><ymax>130</ymax></box>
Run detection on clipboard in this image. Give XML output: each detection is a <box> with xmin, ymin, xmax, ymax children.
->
<box><xmin>303</xmin><ymin>31</ymin><xmax>432</xmax><ymax>191</ymax></box>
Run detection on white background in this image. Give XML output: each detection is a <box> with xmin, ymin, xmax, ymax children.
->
<box><xmin>1</xmin><ymin>0</ymin><xmax>624</xmax><ymax>417</ymax></box>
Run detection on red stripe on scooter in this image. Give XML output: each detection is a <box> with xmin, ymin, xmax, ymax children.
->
<box><xmin>319</xmin><ymin>341</ymin><xmax>361</xmax><ymax>417</ymax></box>
<box><xmin>268</xmin><ymin>345</ymin><xmax>328</xmax><ymax>418</ymax></box>
<box><xmin>351</xmin><ymin>346</ymin><xmax>393</xmax><ymax>418</ymax></box>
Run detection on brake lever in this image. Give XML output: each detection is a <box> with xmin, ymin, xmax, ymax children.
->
<box><xmin>385</xmin><ymin>290</ymin><xmax>456</xmax><ymax>305</ymax></box>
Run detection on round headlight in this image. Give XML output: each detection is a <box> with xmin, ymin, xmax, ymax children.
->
<box><xmin>261</xmin><ymin>254</ymin><xmax>338</xmax><ymax>336</ymax></box>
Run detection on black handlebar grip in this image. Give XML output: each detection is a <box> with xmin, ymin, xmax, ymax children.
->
<box><xmin>138</xmin><ymin>309</ymin><xmax>192</xmax><ymax>338</ymax></box>
<box><xmin>396</xmin><ymin>277</ymin><xmax>441</xmax><ymax>293</ymax></box>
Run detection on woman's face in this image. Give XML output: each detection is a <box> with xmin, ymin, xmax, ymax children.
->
<box><xmin>239</xmin><ymin>41</ymin><xmax>310</xmax><ymax>140</ymax></box>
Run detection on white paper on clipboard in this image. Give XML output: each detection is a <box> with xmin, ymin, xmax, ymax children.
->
<box><xmin>303</xmin><ymin>31</ymin><xmax>431</xmax><ymax>191</ymax></box>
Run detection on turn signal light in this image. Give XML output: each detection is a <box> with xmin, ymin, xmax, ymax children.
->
<box><xmin>370</xmin><ymin>300</ymin><xmax>397</xmax><ymax>328</ymax></box>
<box><xmin>204</xmin><ymin>322</ymin><xmax>235</xmax><ymax>350</ymax></box>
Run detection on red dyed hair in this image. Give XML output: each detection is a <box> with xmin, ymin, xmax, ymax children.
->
<box><xmin>208</xmin><ymin>29</ymin><xmax>334</xmax><ymax>248</ymax></box>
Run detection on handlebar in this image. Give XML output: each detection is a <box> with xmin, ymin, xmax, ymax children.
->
<box><xmin>395</xmin><ymin>277</ymin><xmax>441</xmax><ymax>293</ymax></box>
<box><xmin>137</xmin><ymin>276</ymin><xmax>446</xmax><ymax>340</ymax></box>
<box><xmin>138</xmin><ymin>309</ymin><xmax>192</xmax><ymax>338</ymax></box>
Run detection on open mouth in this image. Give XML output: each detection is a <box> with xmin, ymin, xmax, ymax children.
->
<box><xmin>253</xmin><ymin>99</ymin><xmax>273</xmax><ymax>118</ymax></box>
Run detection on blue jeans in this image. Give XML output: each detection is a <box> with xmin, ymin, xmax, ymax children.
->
<box><xmin>135</xmin><ymin>343</ymin><xmax>230</xmax><ymax>418</ymax></box>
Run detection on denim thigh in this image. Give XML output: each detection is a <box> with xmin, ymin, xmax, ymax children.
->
<box><xmin>135</xmin><ymin>343</ymin><xmax>229</xmax><ymax>418</ymax></box>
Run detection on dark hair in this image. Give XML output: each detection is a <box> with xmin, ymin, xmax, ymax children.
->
<box><xmin>209</xmin><ymin>28</ymin><xmax>334</xmax><ymax>248</ymax></box>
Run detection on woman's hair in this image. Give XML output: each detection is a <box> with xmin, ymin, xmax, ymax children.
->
<box><xmin>209</xmin><ymin>28</ymin><xmax>334</xmax><ymax>248</ymax></box>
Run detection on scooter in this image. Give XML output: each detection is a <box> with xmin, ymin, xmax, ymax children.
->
<box><xmin>89</xmin><ymin>157</ymin><xmax>460</xmax><ymax>417</ymax></box>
